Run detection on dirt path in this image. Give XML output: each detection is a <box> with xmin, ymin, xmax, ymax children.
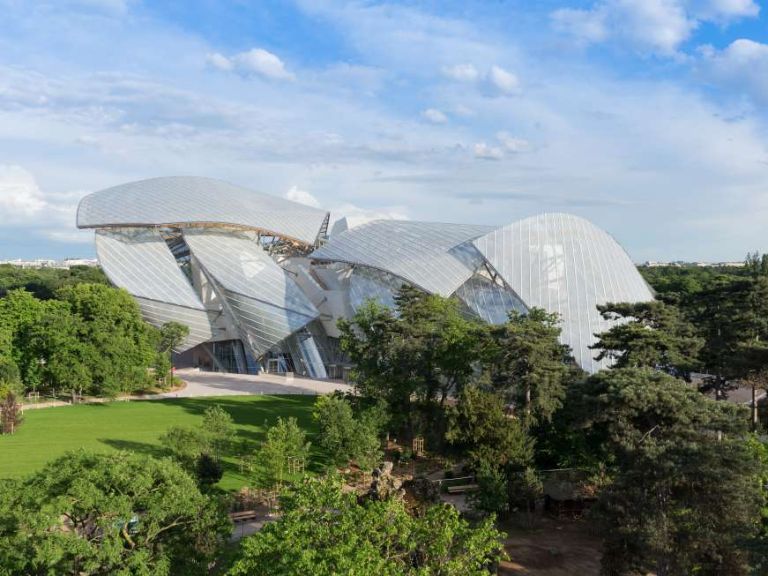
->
<box><xmin>499</xmin><ymin>517</ymin><xmax>602</xmax><ymax>576</ymax></box>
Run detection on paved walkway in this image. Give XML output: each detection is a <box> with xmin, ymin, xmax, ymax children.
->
<box><xmin>156</xmin><ymin>369</ymin><xmax>351</xmax><ymax>398</ymax></box>
<box><xmin>20</xmin><ymin>369</ymin><xmax>352</xmax><ymax>410</ymax></box>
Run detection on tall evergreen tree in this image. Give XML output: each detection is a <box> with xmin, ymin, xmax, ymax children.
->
<box><xmin>485</xmin><ymin>308</ymin><xmax>575</xmax><ymax>426</ymax></box>
<box><xmin>569</xmin><ymin>368</ymin><xmax>763</xmax><ymax>575</ymax></box>
<box><xmin>591</xmin><ymin>300</ymin><xmax>703</xmax><ymax>376</ymax></box>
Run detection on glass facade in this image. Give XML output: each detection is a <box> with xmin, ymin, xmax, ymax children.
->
<box><xmin>81</xmin><ymin>178</ymin><xmax>653</xmax><ymax>376</ymax></box>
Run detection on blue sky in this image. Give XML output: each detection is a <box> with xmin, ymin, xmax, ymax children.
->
<box><xmin>1</xmin><ymin>0</ymin><xmax>767</xmax><ymax>262</ymax></box>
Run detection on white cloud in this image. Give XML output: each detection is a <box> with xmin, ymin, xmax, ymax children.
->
<box><xmin>552</xmin><ymin>0</ymin><xmax>694</xmax><ymax>55</ymax></box>
<box><xmin>422</xmin><ymin>108</ymin><xmax>448</xmax><ymax>123</ymax></box>
<box><xmin>473</xmin><ymin>142</ymin><xmax>505</xmax><ymax>160</ymax></box>
<box><xmin>0</xmin><ymin>165</ymin><xmax>90</xmax><ymax>244</ymax></box>
<box><xmin>206</xmin><ymin>48</ymin><xmax>294</xmax><ymax>80</ymax></box>
<box><xmin>699</xmin><ymin>39</ymin><xmax>768</xmax><ymax>103</ymax></box>
<box><xmin>442</xmin><ymin>63</ymin><xmax>479</xmax><ymax>82</ymax></box>
<box><xmin>692</xmin><ymin>0</ymin><xmax>760</xmax><ymax>20</ymax></box>
<box><xmin>551</xmin><ymin>8</ymin><xmax>608</xmax><ymax>43</ymax></box>
<box><xmin>443</xmin><ymin>63</ymin><xmax>520</xmax><ymax>97</ymax></box>
<box><xmin>285</xmin><ymin>185</ymin><xmax>321</xmax><ymax>208</ymax></box>
<box><xmin>551</xmin><ymin>0</ymin><xmax>759</xmax><ymax>55</ymax></box>
<box><xmin>330</xmin><ymin>203</ymin><xmax>409</xmax><ymax>234</ymax></box>
<box><xmin>496</xmin><ymin>132</ymin><xmax>531</xmax><ymax>152</ymax></box>
<box><xmin>205</xmin><ymin>52</ymin><xmax>233</xmax><ymax>72</ymax></box>
<box><xmin>452</xmin><ymin>104</ymin><xmax>475</xmax><ymax>117</ymax></box>
<box><xmin>484</xmin><ymin>65</ymin><xmax>520</xmax><ymax>96</ymax></box>
<box><xmin>0</xmin><ymin>165</ymin><xmax>47</xmax><ymax>222</ymax></box>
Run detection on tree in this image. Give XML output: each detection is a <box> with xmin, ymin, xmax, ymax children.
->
<box><xmin>743</xmin><ymin>435</ymin><xmax>768</xmax><ymax>573</ymax></box>
<box><xmin>256</xmin><ymin>417</ymin><xmax>311</xmax><ymax>489</ymax></box>
<box><xmin>313</xmin><ymin>394</ymin><xmax>383</xmax><ymax>471</ymax></box>
<box><xmin>485</xmin><ymin>308</ymin><xmax>574</xmax><ymax>426</ymax></box>
<box><xmin>201</xmin><ymin>405</ymin><xmax>236</xmax><ymax>460</ymax></box>
<box><xmin>569</xmin><ymin>368</ymin><xmax>763</xmax><ymax>575</ymax></box>
<box><xmin>24</xmin><ymin>300</ymin><xmax>91</xmax><ymax>396</ymax></box>
<box><xmin>0</xmin><ymin>263</ymin><xmax>108</xmax><ymax>300</ymax></box>
<box><xmin>0</xmin><ymin>283</ymin><xmax>160</xmax><ymax>397</ymax></box>
<box><xmin>0</xmin><ymin>357</ymin><xmax>22</xmax><ymax>398</ymax></box>
<box><xmin>0</xmin><ymin>391</ymin><xmax>23</xmax><ymax>434</ymax></box>
<box><xmin>157</xmin><ymin>321</ymin><xmax>189</xmax><ymax>354</ymax></box>
<box><xmin>745</xmin><ymin>251</ymin><xmax>768</xmax><ymax>277</ymax></box>
<box><xmin>446</xmin><ymin>385</ymin><xmax>536</xmax><ymax>518</ymax></box>
<box><xmin>59</xmin><ymin>283</ymin><xmax>158</xmax><ymax>396</ymax></box>
<box><xmin>0</xmin><ymin>289</ymin><xmax>47</xmax><ymax>393</ymax></box>
<box><xmin>0</xmin><ymin>451</ymin><xmax>231</xmax><ymax>576</ymax></box>
<box><xmin>339</xmin><ymin>287</ymin><xmax>485</xmax><ymax>440</ymax></box>
<box><xmin>227</xmin><ymin>475</ymin><xmax>506</xmax><ymax>576</ymax></box>
<box><xmin>446</xmin><ymin>385</ymin><xmax>532</xmax><ymax>472</ymax></box>
<box><xmin>392</xmin><ymin>287</ymin><xmax>485</xmax><ymax>405</ymax></box>
<box><xmin>591</xmin><ymin>301</ymin><xmax>702</xmax><ymax>376</ymax></box>
<box><xmin>154</xmin><ymin>322</ymin><xmax>189</xmax><ymax>387</ymax></box>
<box><xmin>196</xmin><ymin>453</ymin><xmax>224</xmax><ymax>490</ymax></box>
<box><xmin>688</xmin><ymin>275</ymin><xmax>768</xmax><ymax>423</ymax></box>
<box><xmin>159</xmin><ymin>405</ymin><xmax>235</xmax><ymax>485</ymax></box>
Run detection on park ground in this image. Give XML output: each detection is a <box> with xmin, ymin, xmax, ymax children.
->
<box><xmin>1</xmin><ymin>395</ymin><xmax>322</xmax><ymax>491</ymax></box>
<box><xmin>2</xmin><ymin>390</ymin><xmax>603</xmax><ymax>573</ymax></box>
<box><xmin>499</xmin><ymin>517</ymin><xmax>601</xmax><ymax>576</ymax></box>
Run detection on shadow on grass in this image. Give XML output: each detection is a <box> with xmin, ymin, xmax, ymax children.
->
<box><xmin>103</xmin><ymin>395</ymin><xmax>331</xmax><ymax>477</ymax></box>
<box><xmin>99</xmin><ymin>438</ymin><xmax>168</xmax><ymax>459</ymax></box>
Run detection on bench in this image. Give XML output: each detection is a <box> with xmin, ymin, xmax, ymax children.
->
<box><xmin>446</xmin><ymin>484</ymin><xmax>479</xmax><ymax>494</ymax></box>
<box><xmin>230</xmin><ymin>510</ymin><xmax>260</xmax><ymax>523</ymax></box>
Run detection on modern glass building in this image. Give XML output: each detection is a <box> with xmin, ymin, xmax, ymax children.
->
<box><xmin>77</xmin><ymin>176</ymin><xmax>653</xmax><ymax>376</ymax></box>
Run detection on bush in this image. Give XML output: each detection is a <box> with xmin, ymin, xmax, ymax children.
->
<box><xmin>256</xmin><ymin>417</ymin><xmax>311</xmax><ymax>489</ymax></box>
<box><xmin>313</xmin><ymin>394</ymin><xmax>383</xmax><ymax>471</ymax></box>
<box><xmin>196</xmin><ymin>453</ymin><xmax>224</xmax><ymax>489</ymax></box>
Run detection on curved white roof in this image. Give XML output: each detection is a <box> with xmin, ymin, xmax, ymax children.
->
<box><xmin>78</xmin><ymin>176</ymin><xmax>329</xmax><ymax>246</ymax></box>
<box><xmin>473</xmin><ymin>213</ymin><xmax>654</xmax><ymax>373</ymax></box>
<box><xmin>311</xmin><ymin>220</ymin><xmax>493</xmax><ymax>296</ymax></box>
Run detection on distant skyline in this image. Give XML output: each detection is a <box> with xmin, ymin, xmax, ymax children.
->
<box><xmin>1</xmin><ymin>0</ymin><xmax>767</xmax><ymax>261</ymax></box>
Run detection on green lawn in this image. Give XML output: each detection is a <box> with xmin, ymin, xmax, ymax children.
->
<box><xmin>0</xmin><ymin>395</ymin><xmax>321</xmax><ymax>491</ymax></box>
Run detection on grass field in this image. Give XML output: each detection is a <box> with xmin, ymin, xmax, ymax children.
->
<box><xmin>0</xmin><ymin>395</ymin><xmax>321</xmax><ymax>491</ymax></box>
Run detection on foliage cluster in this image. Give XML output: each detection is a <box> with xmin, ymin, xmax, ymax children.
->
<box><xmin>0</xmin><ymin>264</ymin><xmax>108</xmax><ymax>300</ymax></box>
<box><xmin>160</xmin><ymin>405</ymin><xmax>236</xmax><ymax>489</ymax></box>
<box><xmin>0</xmin><ymin>283</ymin><xmax>188</xmax><ymax>398</ymax></box>
<box><xmin>227</xmin><ymin>474</ymin><xmax>506</xmax><ymax>576</ymax></box>
<box><xmin>0</xmin><ymin>450</ymin><xmax>231</xmax><ymax>576</ymax></box>
<box><xmin>570</xmin><ymin>368</ymin><xmax>765</xmax><ymax>575</ymax></box>
<box><xmin>254</xmin><ymin>416</ymin><xmax>312</xmax><ymax>489</ymax></box>
<box><xmin>312</xmin><ymin>393</ymin><xmax>385</xmax><ymax>471</ymax></box>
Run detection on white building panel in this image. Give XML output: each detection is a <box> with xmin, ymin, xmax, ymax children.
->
<box><xmin>473</xmin><ymin>213</ymin><xmax>654</xmax><ymax>373</ymax></box>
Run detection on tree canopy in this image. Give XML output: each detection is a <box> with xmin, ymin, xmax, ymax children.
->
<box><xmin>338</xmin><ymin>287</ymin><xmax>486</xmax><ymax>438</ymax></box>
<box><xmin>591</xmin><ymin>301</ymin><xmax>702</xmax><ymax>375</ymax></box>
<box><xmin>0</xmin><ymin>283</ymin><xmax>170</xmax><ymax>397</ymax></box>
<box><xmin>228</xmin><ymin>475</ymin><xmax>506</xmax><ymax>576</ymax></box>
<box><xmin>485</xmin><ymin>308</ymin><xmax>575</xmax><ymax>426</ymax></box>
<box><xmin>569</xmin><ymin>368</ymin><xmax>764</xmax><ymax>575</ymax></box>
<box><xmin>0</xmin><ymin>450</ymin><xmax>231</xmax><ymax>576</ymax></box>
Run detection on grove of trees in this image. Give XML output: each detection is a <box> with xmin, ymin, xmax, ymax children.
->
<box><xmin>0</xmin><ymin>451</ymin><xmax>231</xmax><ymax>575</ymax></box>
<box><xmin>0</xmin><ymin>271</ymin><xmax>187</xmax><ymax>400</ymax></box>
<box><xmin>228</xmin><ymin>474</ymin><xmax>505</xmax><ymax>576</ymax></box>
<box><xmin>337</xmin><ymin>264</ymin><xmax>768</xmax><ymax>575</ymax></box>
